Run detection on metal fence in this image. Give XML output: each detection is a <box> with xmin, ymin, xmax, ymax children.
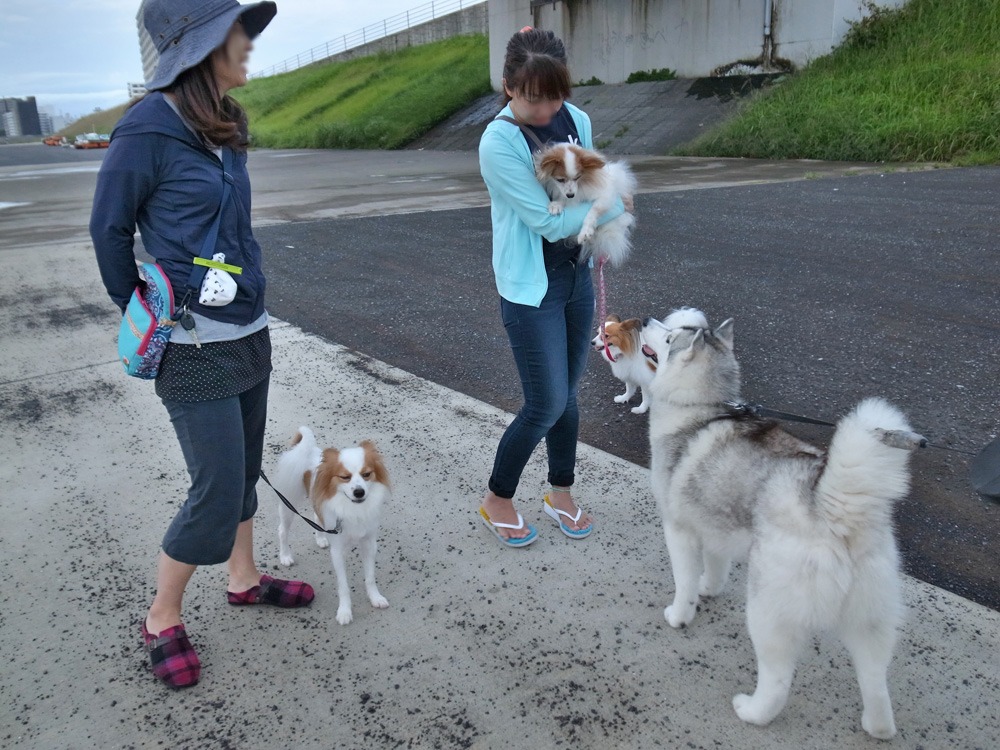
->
<box><xmin>250</xmin><ymin>0</ymin><xmax>486</xmax><ymax>79</ymax></box>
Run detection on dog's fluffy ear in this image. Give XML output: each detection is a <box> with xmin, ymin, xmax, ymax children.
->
<box><xmin>714</xmin><ymin>318</ymin><xmax>734</xmax><ymax>349</ymax></box>
<box><xmin>576</xmin><ymin>148</ymin><xmax>607</xmax><ymax>172</ymax></box>
<box><xmin>606</xmin><ymin>314</ymin><xmax>621</xmax><ymax>323</ymax></box>
<box><xmin>360</xmin><ymin>440</ymin><xmax>391</xmax><ymax>488</ymax></box>
<box><xmin>536</xmin><ymin>148</ymin><xmax>563</xmax><ymax>179</ymax></box>
<box><xmin>681</xmin><ymin>329</ymin><xmax>704</xmax><ymax>362</ymax></box>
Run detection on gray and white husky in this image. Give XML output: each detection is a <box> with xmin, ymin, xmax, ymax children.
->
<box><xmin>641</xmin><ymin>311</ymin><xmax>917</xmax><ymax>740</ymax></box>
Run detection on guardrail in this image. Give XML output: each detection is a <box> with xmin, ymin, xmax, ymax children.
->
<box><xmin>250</xmin><ymin>0</ymin><xmax>486</xmax><ymax>79</ymax></box>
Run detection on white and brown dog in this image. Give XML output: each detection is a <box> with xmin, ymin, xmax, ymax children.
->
<box><xmin>274</xmin><ymin>426</ymin><xmax>390</xmax><ymax>625</ymax></box>
<box><xmin>592</xmin><ymin>315</ymin><xmax>656</xmax><ymax>414</ymax></box>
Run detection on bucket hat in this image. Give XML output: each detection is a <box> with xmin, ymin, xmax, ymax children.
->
<box><xmin>143</xmin><ymin>0</ymin><xmax>277</xmax><ymax>90</ymax></box>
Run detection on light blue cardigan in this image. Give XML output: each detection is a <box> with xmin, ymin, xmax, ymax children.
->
<box><xmin>479</xmin><ymin>101</ymin><xmax>626</xmax><ymax>307</ymax></box>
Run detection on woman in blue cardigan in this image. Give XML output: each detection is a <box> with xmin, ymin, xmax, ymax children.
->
<box><xmin>478</xmin><ymin>28</ymin><xmax>626</xmax><ymax>547</ymax></box>
<box><xmin>90</xmin><ymin>0</ymin><xmax>314</xmax><ymax>688</ymax></box>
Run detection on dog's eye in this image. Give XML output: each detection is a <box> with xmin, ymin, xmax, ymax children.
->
<box><xmin>361</xmin><ymin>471</ymin><xmax>373</xmax><ymax>479</ymax></box>
<box><xmin>339</xmin><ymin>474</ymin><xmax>351</xmax><ymax>481</ymax></box>
<box><xmin>556</xmin><ymin>178</ymin><xmax>566</xmax><ymax>183</ymax></box>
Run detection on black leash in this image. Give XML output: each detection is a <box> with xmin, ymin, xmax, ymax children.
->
<box><xmin>259</xmin><ymin>470</ymin><xmax>341</xmax><ymax>535</ymax></box>
<box><xmin>723</xmin><ymin>401</ymin><xmax>979</xmax><ymax>456</ymax></box>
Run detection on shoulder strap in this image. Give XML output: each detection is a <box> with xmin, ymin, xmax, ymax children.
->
<box><xmin>184</xmin><ymin>147</ymin><xmax>234</xmax><ymax>295</ymax></box>
<box><xmin>494</xmin><ymin>114</ymin><xmax>547</xmax><ymax>152</ymax></box>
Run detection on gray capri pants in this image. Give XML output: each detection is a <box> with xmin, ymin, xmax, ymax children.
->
<box><xmin>160</xmin><ymin>376</ymin><xmax>269</xmax><ymax>565</ymax></box>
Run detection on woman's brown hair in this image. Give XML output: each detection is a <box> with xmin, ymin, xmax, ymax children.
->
<box><xmin>501</xmin><ymin>28</ymin><xmax>572</xmax><ymax>106</ymax></box>
<box><xmin>166</xmin><ymin>55</ymin><xmax>249</xmax><ymax>150</ymax></box>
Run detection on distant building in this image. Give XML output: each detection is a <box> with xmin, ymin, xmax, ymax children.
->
<box><xmin>136</xmin><ymin>0</ymin><xmax>159</xmax><ymax>84</ymax></box>
<box><xmin>0</xmin><ymin>97</ymin><xmax>42</xmax><ymax>136</ymax></box>
<box><xmin>128</xmin><ymin>82</ymin><xmax>148</xmax><ymax>99</ymax></box>
<box><xmin>38</xmin><ymin>112</ymin><xmax>54</xmax><ymax>136</ymax></box>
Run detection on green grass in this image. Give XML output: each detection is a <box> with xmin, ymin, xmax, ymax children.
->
<box><xmin>61</xmin><ymin>102</ymin><xmax>131</xmax><ymax>137</ymax></box>
<box><xmin>626</xmin><ymin>68</ymin><xmax>677</xmax><ymax>83</ymax></box>
<box><xmin>234</xmin><ymin>34</ymin><xmax>491</xmax><ymax>149</ymax></box>
<box><xmin>677</xmin><ymin>0</ymin><xmax>1000</xmax><ymax>164</ymax></box>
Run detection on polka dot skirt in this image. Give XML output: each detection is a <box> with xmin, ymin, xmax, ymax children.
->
<box><xmin>155</xmin><ymin>327</ymin><xmax>272</xmax><ymax>402</ymax></box>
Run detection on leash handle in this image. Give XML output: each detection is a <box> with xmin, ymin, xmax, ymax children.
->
<box><xmin>259</xmin><ymin>470</ymin><xmax>340</xmax><ymax>535</ymax></box>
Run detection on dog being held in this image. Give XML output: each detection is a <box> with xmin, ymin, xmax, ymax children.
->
<box><xmin>535</xmin><ymin>143</ymin><xmax>637</xmax><ymax>267</ymax></box>
<box><xmin>593</xmin><ymin>309</ymin><xmax>708</xmax><ymax>414</ymax></box>
<box><xmin>274</xmin><ymin>426</ymin><xmax>390</xmax><ymax>625</ymax></box>
<box><xmin>641</xmin><ymin>310</ymin><xmax>916</xmax><ymax>739</ymax></box>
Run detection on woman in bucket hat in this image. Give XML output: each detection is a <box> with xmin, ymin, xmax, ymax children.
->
<box><xmin>90</xmin><ymin>0</ymin><xmax>314</xmax><ymax>689</ymax></box>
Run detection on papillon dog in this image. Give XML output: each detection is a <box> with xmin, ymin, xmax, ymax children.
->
<box><xmin>274</xmin><ymin>426</ymin><xmax>391</xmax><ymax>626</ymax></box>
<box><xmin>592</xmin><ymin>315</ymin><xmax>656</xmax><ymax>414</ymax></box>
<box><xmin>535</xmin><ymin>143</ymin><xmax>637</xmax><ymax>267</ymax></box>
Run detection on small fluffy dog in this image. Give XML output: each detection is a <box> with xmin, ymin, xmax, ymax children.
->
<box><xmin>592</xmin><ymin>316</ymin><xmax>655</xmax><ymax>414</ymax></box>
<box><xmin>642</xmin><ymin>310</ymin><xmax>917</xmax><ymax>739</ymax></box>
<box><xmin>593</xmin><ymin>309</ymin><xmax>708</xmax><ymax>414</ymax></box>
<box><xmin>274</xmin><ymin>426</ymin><xmax>391</xmax><ymax>626</ymax></box>
<box><xmin>535</xmin><ymin>143</ymin><xmax>637</xmax><ymax>266</ymax></box>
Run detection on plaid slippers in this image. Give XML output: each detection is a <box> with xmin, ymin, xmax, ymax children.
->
<box><xmin>141</xmin><ymin>621</ymin><xmax>200</xmax><ymax>689</ymax></box>
<box><xmin>227</xmin><ymin>574</ymin><xmax>315</xmax><ymax>608</ymax></box>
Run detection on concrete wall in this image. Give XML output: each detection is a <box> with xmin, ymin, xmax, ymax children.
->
<box><xmin>489</xmin><ymin>0</ymin><xmax>907</xmax><ymax>88</ymax></box>
<box><xmin>323</xmin><ymin>3</ymin><xmax>488</xmax><ymax>64</ymax></box>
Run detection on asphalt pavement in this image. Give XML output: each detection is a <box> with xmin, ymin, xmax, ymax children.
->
<box><xmin>253</xmin><ymin>167</ymin><xmax>1000</xmax><ymax>610</ymax></box>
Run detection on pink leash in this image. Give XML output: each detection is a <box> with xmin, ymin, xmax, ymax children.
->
<box><xmin>597</xmin><ymin>256</ymin><xmax>616</xmax><ymax>363</ymax></box>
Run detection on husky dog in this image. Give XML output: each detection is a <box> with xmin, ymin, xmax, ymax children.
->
<box><xmin>642</xmin><ymin>312</ymin><xmax>916</xmax><ymax>739</ymax></box>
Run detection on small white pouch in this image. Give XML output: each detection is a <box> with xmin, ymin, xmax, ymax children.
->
<box><xmin>198</xmin><ymin>253</ymin><xmax>238</xmax><ymax>307</ymax></box>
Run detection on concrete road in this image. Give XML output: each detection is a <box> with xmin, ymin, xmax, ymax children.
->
<box><xmin>1</xmin><ymin>143</ymin><xmax>997</xmax><ymax>749</ymax></box>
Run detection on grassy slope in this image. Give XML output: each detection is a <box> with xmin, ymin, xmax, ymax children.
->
<box><xmin>678</xmin><ymin>0</ymin><xmax>1000</xmax><ymax>164</ymax></box>
<box><xmin>60</xmin><ymin>101</ymin><xmax>131</xmax><ymax>137</ymax></box>
<box><xmin>234</xmin><ymin>34</ymin><xmax>491</xmax><ymax>149</ymax></box>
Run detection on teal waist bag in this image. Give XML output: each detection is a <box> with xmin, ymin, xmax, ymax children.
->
<box><xmin>118</xmin><ymin>263</ymin><xmax>177</xmax><ymax>379</ymax></box>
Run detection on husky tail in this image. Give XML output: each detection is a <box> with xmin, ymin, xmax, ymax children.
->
<box><xmin>814</xmin><ymin>398</ymin><xmax>915</xmax><ymax>535</ymax></box>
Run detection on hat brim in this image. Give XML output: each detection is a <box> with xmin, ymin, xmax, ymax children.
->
<box><xmin>146</xmin><ymin>1</ymin><xmax>277</xmax><ymax>91</ymax></box>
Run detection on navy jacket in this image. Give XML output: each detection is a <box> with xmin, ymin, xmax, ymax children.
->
<box><xmin>89</xmin><ymin>92</ymin><xmax>266</xmax><ymax>324</ymax></box>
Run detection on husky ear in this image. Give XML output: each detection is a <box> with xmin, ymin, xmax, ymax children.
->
<box><xmin>714</xmin><ymin>318</ymin><xmax>734</xmax><ymax>349</ymax></box>
<box><xmin>681</xmin><ymin>329</ymin><xmax>704</xmax><ymax>362</ymax></box>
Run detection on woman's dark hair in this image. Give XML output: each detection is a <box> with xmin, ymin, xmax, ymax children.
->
<box><xmin>165</xmin><ymin>55</ymin><xmax>249</xmax><ymax>150</ymax></box>
<box><xmin>501</xmin><ymin>28</ymin><xmax>572</xmax><ymax>105</ymax></box>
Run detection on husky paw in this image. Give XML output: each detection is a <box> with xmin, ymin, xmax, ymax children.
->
<box><xmin>664</xmin><ymin>603</ymin><xmax>695</xmax><ymax>628</ymax></box>
<box><xmin>369</xmin><ymin>593</ymin><xmax>389</xmax><ymax>609</ymax></box>
<box><xmin>614</xmin><ymin>394</ymin><xmax>630</xmax><ymax>404</ymax></box>
<box><xmin>576</xmin><ymin>227</ymin><xmax>595</xmax><ymax>244</ymax></box>
<box><xmin>548</xmin><ymin>202</ymin><xmax>564</xmax><ymax>215</ymax></box>
<box><xmin>698</xmin><ymin>574</ymin><xmax>725</xmax><ymax>597</ymax></box>
<box><xmin>631</xmin><ymin>403</ymin><xmax>649</xmax><ymax>415</ymax></box>
<box><xmin>336</xmin><ymin>606</ymin><xmax>353</xmax><ymax>625</ymax></box>
<box><xmin>315</xmin><ymin>535</ymin><xmax>330</xmax><ymax>549</ymax></box>
<box><xmin>862</xmin><ymin>710</ymin><xmax>896</xmax><ymax>740</ymax></box>
<box><xmin>733</xmin><ymin>694</ymin><xmax>770</xmax><ymax>725</ymax></box>
<box><xmin>278</xmin><ymin>551</ymin><xmax>295</xmax><ymax>567</ymax></box>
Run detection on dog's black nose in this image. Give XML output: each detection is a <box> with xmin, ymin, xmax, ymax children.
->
<box><xmin>566</xmin><ymin>192</ymin><xmax>575</xmax><ymax>199</ymax></box>
<box><xmin>353</xmin><ymin>487</ymin><xmax>365</xmax><ymax>499</ymax></box>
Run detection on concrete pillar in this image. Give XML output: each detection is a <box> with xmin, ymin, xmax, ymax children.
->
<box><xmin>489</xmin><ymin>0</ymin><xmax>532</xmax><ymax>90</ymax></box>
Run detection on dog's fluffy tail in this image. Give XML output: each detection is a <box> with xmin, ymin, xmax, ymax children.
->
<box><xmin>814</xmin><ymin>398</ymin><xmax>913</xmax><ymax>536</ymax></box>
<box><xmin>290</xmin><ymin>425</ymin><xmax>316</xmax><ymax>448</ymax></box>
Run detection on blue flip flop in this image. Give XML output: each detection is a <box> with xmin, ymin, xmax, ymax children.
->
<box><xmin>479</xmin><ymin>506</ymin><xmax>538</xmax><ymax>548</ymax></box>
<box><xmin>543</xmin><ymin>494</ymin><xmax>593</xmax><ymax>539</ymax></box>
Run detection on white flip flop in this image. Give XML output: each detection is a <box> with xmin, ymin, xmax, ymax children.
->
<box><xmin>543</xmin><ymin>495</ymin><xmax>593</xmax><ymax>539</ymax></box>
<box><xmin>479</xmin><ymin>506</ymin><xmax>538</xmax><ymax>548</ymax></box>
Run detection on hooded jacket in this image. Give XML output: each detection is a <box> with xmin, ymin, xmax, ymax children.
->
<box><xmin>90</xmin><ymin>92</ymin><xmax>265</xmax><ymax>324</ymax></box>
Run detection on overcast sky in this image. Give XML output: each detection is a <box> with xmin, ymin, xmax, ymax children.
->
<box><xmin>1</xmin><ymin>0</ymin><xmax>444</xmax><ymax>118</ymax></box>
